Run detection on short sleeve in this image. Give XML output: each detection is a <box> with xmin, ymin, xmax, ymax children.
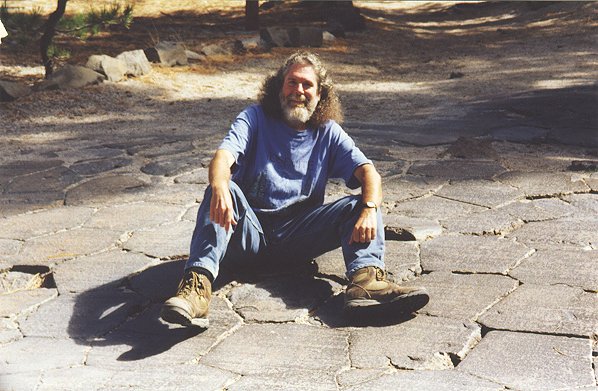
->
<box><xmin>218</xmin><ymin>106</ymin><xmax>258</xmax><ymax>163</ymax></box>
<box><xmin>328</xmin><ymin>124</ymin><xmax>372</xmax><ymax>189</ymax></box>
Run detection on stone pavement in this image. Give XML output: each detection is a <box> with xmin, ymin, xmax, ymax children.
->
<box><xmin>1</xmin><ymin>84</ymin><xmax>597</xmax><ymax>389</ymax></box>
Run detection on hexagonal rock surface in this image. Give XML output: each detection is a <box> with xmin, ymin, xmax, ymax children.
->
<box><xmin>350</xmin><ymin>316</ymin><xmax>481</xmax><ymax>370</ymax></box>
<box><xmin>563</xmin><ymin>193</ymin><xmax>598</xmax><ymax>216</ymax></box>
<box><xmin>381</xmin><ymin>176</ymin><xmax>443</xmax><ymax>203</ymax></box>
<box><xmin>507</xmin><ymin>217</ymin><xmax>598</xmax><ymax>248</ymax></box>
<box><xmin>403</xmin><ymin>272</ymin><xmax>518</xmax><ymax>321</ymax></box>
<box><xmin>65</xmin><ymin>175</ymin><xmax>151</xmax><ymax>206</ymax></box>
<box><xmin>200</xmin><ymin>323</ymin><xmax>348</xmax><ymax>388</ymax></box>
<box><xmin>420</xmin><ymin>235</ymin><xmax>532</xmax><ymax>274</ymax></box>
<box><xmin>498</xmin><ymin>198</ymin><xmax>576</xmax><ymax>222</ymax></box>
<box><xmin>86</xmin><ymin>300</ymin><xmax>242</xmax><ymax>371</ymax></box>
<box><xmin>134</xmin><ymin>182</ymin><xmax>203</xmax><ymax>206</ymax></box>
<box><xmin>84</xmin><ymin>202</ymin><xmax>184</xmax><ymax>232</ymax></box>
<box><xmin>0</xmin><ymin>206</ymin><xmax>94</xmax><ymax>240</ymax></box>
<box><xmin>123</xmin><ymin>221</ymin><xmax>195</xmax><ymax>259</ymax></box>
<box><xmin>227</xmin><ymin>375</ymin><xmax>336</xmax><ymax>391</ymax></box>
<box><xmin>0</xmin><ymin>238</ymin><xmax>22</xmax><ymax>260</ymax></box>
<box><xmin>174</xmin><ymin>167</ymin><xmax>209</xmax><ymax>184</ymax></box>
<box><xmin>0</xmin><ymin>288</ymin><xmax>58</xmax><ymax>317</ymax></box>
<box><xmin>314</xmin><ymin>248</ymin><xmax>346</xmax><ymax>280</ymax></box>
<box><xmin>53</xmin><ymin>250</ymin><xmax>154</xmax><ymax>293</ymax></box>
<box><xmin>227</xmin><ymin>276</ymin><xmax>337</xmax><ymax>322</ymax></box>
<box><xmin>383</xmin><ymin>241</ymin><xmax>422</xmax><ymax>282</ymax></box>
<box><xmin>408</xmin><ymin>160</ymin><xmax>506</xmax><ymax>181</ymax></box>
<box><xmin>478</xmin><ymin>284</ymin><xmax>598</xmax><ymax>337</ymax></box>
<box><xmin>443</xmin><ymin>208</ymin><xmax>523</xmax><ymax>235</ymax></box>
<box><xmin>509</xmin><ymin>247</ymin><xmax>598</xmax><ymax>291</ymax></box>
<box><xmin>6</xmin><ymin>166</ymin><xmax>81</xmax><ymax>195</ymax></box>
<box><xmin>0</xmin><ymin>337</ymin><xmax>89</xmax><ymax>375</ymax></box>
<box><xmin>384</xmin><ymin>214</ymin><xmax>443</xmax><ymax>241</ymax></box>
<box><xmin>458</xmin><ymin>331</ymin><xmax>594</xmax><ymax>390</ymax></box>
<box><xmin>344</xmin><ymin>369</ymin><xmax>506</xmax><ymax>391</ymax></box>
<box><xmin>496</xmin><ymin>171</ymin><xmax>589</xmax><ymax>197</ymax></box>
<box><xmin>394</xmin><ymin>196</ymin><xmax>487</xmax><ymax>221</ymax></box>
<box><xmin>15</xmin><ymin>228</ymin><xmax>123</xmax><ymax>266</ymax></box>
<box><xmin>435</xmin><ymin>180</ymin><xmax>524</xmax><ymax>208</ymax></box>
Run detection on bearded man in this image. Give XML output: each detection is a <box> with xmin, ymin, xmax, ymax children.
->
<box><xmin>161</xmin><ymin>51</ymin><xmax>429</xmax><ymax>328</ymax></box>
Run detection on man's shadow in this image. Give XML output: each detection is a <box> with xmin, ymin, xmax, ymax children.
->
<box><xmin>67</xmin><ymin>257</ymin><xmax>415</xmax><ymax>362</ymax></box>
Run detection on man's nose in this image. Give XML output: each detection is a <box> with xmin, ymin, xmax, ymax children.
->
<box><xmin>295</xmin><ymin>83</ymin><xmax>304</xmax><ymax>94</ymax></box>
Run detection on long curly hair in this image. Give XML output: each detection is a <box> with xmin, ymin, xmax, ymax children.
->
<box><xmin>258</xmin><ymin>51</ymin><xmax>343</xmax><ymax>128</ymax></box>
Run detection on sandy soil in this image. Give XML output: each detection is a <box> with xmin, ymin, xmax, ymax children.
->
<box><xmin>0</xmin><ymin>1</ymin><xmax>596</xmax><ymax>145</ymax></box>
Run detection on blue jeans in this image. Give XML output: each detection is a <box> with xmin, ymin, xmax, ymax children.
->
<box><xmin>186</xmin><ymin>181</ymin><xmax>385</xmax><ymax>280</ymax></box>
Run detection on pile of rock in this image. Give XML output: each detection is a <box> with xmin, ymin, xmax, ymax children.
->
<box><xmin>0</xmin><ymin>27</ymin><xmax>338</xmax><ymax>102</ymax></box>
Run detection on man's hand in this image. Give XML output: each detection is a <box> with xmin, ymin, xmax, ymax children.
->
<box><xmin>349</xmin><ymin>207</ymin><xmax>377</xmax><ymax>244</ymax></box>
<box><xmin>209</xmin><ymin>182</ymin><xmax>237</xmax><ymax>232</ymax></box>
<box><xmin>209</xmin><ymin>149</ymin><xmax>237</xmax><ymax>232</ymax></box>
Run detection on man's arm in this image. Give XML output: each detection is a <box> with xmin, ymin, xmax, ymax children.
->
<box><xmin>208</xmin><ymin>149</ymin><xmax>237</xmax><ymax>232</ymax></box>
<box><xmin>350</xmin><ymin>163</ymin><xmax>382</xmax><ymax>244</ymax></box>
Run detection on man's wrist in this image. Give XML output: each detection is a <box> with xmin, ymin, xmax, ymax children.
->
<box><xmin>362</xmin><ymin>200</ymin><xmax>378</xmax><ymax>210</ymax></box>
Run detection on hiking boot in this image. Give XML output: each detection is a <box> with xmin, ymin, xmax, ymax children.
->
<box><xmin>344</xmin><ymin>266</ymin><xmax>429</xmax><ymax>313</ymax></box>
<box><xmin>160</xmin><ymin>269</ymin><xmax>212</xmax><ymax>328</ymax></box>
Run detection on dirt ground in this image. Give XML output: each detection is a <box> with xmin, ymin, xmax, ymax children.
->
<box><xmin>0</xmin><ymin>1</ymin><xmax>596</xmax><ymax>144</ymax></box>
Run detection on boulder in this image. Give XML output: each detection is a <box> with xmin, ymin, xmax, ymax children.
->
<box><xmin>201</xmin><ymin>41</ymin><xmax>244</xmax><ymax>57</ymax></box>
<box><xmin>260</xmin><ymin>27</ymin><xmax>323</xmax><ymax>48</ymax></box>
<box><xmin>35</xmin><ymin>65</ymin><xmax>105</xmax><ymax>90</ymax></box>
<box><xmin>116</xmin><ymin>49</ymin><xmax>151</xmax><ymax>76</ymax></box>
<box><xmin>185</xmin><ymin>49</ymin><xmax>205</xmax><ymax>61</ymax></box>
<box><xmin>85</xmin><ymin>54</ymin><xmax>127</xmax><ymax>82</ymax></box>
<box><xmin>0</xmin><ymin>80</ymin><xmax>31</xmax><ymax>102</ymax></box>
<box><xmin>144</xmin><ymin>41</ymin><xmax>188</xmax><ymax>66</ymax></box>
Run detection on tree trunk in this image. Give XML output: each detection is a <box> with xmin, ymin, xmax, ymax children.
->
<box><xmin>40</xmin><ymin>0</ymin><xmax>68</xmax><ymax>78</ymax></box>
<box><xmin>245</xmin><ymin>0</ymin><xmax>259</xmax><ymax>31</ymax></box>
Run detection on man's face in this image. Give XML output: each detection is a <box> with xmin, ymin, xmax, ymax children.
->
<box><xmin>279</xmin><ymin>63</ymin><xmax>321</xmax><ymax>128</ymax></box>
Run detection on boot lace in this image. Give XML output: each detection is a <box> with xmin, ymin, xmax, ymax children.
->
<box><xmin>177</xmin><ymin>271</ymin><xmax>205</xmax><ymax>298</ymax></box>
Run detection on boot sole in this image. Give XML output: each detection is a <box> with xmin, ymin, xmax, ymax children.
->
<box><xmin>344</xmin><ymin>290</ymin><xmax>430</xmax><ymax>314</ymax></box>
<box><xmin>160</xmin><ymin>305</ymin><xmax>209</xmax><ymax>329</ymax></box>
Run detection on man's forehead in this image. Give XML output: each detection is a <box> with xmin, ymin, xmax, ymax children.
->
<box><xmin>284</xmin><ymin>63</ymin><xmax>317</xmax><ymax>80</ymax></box>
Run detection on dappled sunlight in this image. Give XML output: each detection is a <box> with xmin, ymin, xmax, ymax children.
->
<box><xmin>338</xmin><ymin>81</ymin><xmax>431</xmax><ymax>94</ymax></box>
<box><xmin>406</xmin><ymin>13</ymin><xmax>517</xmax><ymax>28</ymax></box>
<box><xmin>19</xmin><ymin>113</ymin><xmax>154</xmax><ymax>126</ymax></box>
<box><xmin>533</xmin><ymin>79</ymin><xmax>596</xmax><ymax>90</ymax></box>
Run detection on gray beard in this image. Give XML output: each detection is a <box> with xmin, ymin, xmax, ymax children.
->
<box><xmin>280</xmin><ymin>93</ymin><xmax>317</xmax><ymax>128</ymax></box>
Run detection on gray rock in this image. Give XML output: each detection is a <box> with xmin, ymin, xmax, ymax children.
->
<box><xmin>201</xmin><ymin>323</ymin><xmax>347</xmax><ymax>386</ymax></box>
<box><xmin>36</xmin><ymin>64</ymin><xmax>105</xmax><ymax>90</ymax></box>
<box><xmin>69</xmin><ymin>156</ymin><xmax>133</xmax><ymax>176</ymax></box>
<box><xmin>404</xmin><ymin>272</ymin><xmax>518</xmax><ymax>321</ymax></box>
<box><xmin>5</xmin><ymin>166</ymin><xmax>81</xmax><ymax>196</ymax></box>
<box><xmin>227</xmin><ymin>375</ymin><xmax>335</xmax><ymax>391</ymax></box>
<box><xmin>563</xmin><ymin>193</ymin><xmax>598</xmax><ymax>217</ymax></box>
<box><xmin>107</xmin><ymin>365</ymin><xmax>237</xmax><ymax>390</ymax></box>
<box><xmin>0</xmin><ymin>317</ymin><xmax>21</xmax><ymax>345</ymax></box>
<box><xmin>0</xmin><ymin>288</ymin><xmax>57</xmax><ymax>317</ymax></box>
<box><xmin>123</xmin><ymin>221</ymin><xmax>194</xmax><ymax>259</ymax></box>
<box><xmin>336</xmin><ymin>368</ymin><xmax>388</xmax><ymax>389</ymax></box>
<box><xmin>0</xmin><ymin>270</ymin><xmax>43</xmax><ymax>293</ymax></box>
<box><xmin>491</xmin><ymin>125</ymin><xmax>550</xmax><ymax>143</ymax></box>
<box><xmin>261</xmin><ymin>27</ymin><xmax>323</xmax><ymax>48</ymax></box>
<box><xmin>0</xmin><ymin>337</ymin><xmax>88</xmax><ymax>374</ymax></box>
<box><xmin>134</xmin><ymin>182</ymin><xmax>203</xmax><ymax>206</ymax></box>
<box><xmin>420</xmin><ymin>235</ymin><xmax>533</xmax><ymax>274</ymax></box>
<box><xmin>53</xmin><ymin>250</ymin><xmax>153</xmax><ymax>293</ymax></box>
<box><xmin>394</xmin><ymin>195</ymin><xmax>487</xmax><ymax>221</ymax></box>
<box><xmin>86</xmin><ymin>300</ymin><xmax>242</xmax><ymax>370</ymax></box>
<box><xmin>144</xmin><ymin>41</ymin><xmax>188</xmax><ymax>66</ymax></box>
<box><xmin>436</xmin><ymin>180</ymin><xmax>524</xmax><ymax>208</ymax></box>
<box><xmin>126</xmin><ymin>139</ymin><xmax>194</xmax><ymax>158</ymax></box>
<box><xmin>36</xmin><ymin>366</ymin><xmax>115</xmax><ymax>390</ymax></box>
<box><xmin>85</xmin><ymin>54</ymin><xmax>127</xmax><ymax>82</ymax></box>
<box><xmin>345</xmin><ymin>370</ymin><xmax>506</xmax><ymax>391</ymax></box>
<box><xmin>383</xmin><ymin>241</ymin><xmax>421</xmax><ymax>281</ymax></box>
<box><xmin>116</xmin><ymin>49</ymin><xmax>151</xmax><ymax>76</ymax></box>
<box><xmin>478</xmin><ymin>284</ymin><xmax>598</xmax><ymax>337</ymax></box>
<box><xmin>0</xmin><ymin>373</ymin><xmax>40</xmax><ymax>390</ymax></box>
<box><xmin>0</xmin><ymin>80</ymin><xmax>31</xmax><ymax>101</ymax></box>
<box><xmin>458</xmin><ymin>331</ymin><xmax>594</xmax><ymax>390</ymax></box>
<box><xmin>184</xmin><ymin>49</ymin><xmax>205</xmax><ymax>60</ymax></box>
<box><xmin>382</xmin><ymin>175</ymin><xmax>443</xmax><ymax>203</ymax></box>
<box><xmin>497</xmin><ymin>171</ymin><xmax>590</xmax><ymax>197</ymax></box>
<box><xmin>19</xmin><ymin>291</ymin><xmax>146</xmax><ymax>340</ymax></box>
<box><xmin>507</xmin><ymin>217</ymin><xmax>598</xmax><ymax>247</ymax></box>
<box><xmin>65</xmin><ymin>175</ymin><xmax>151</xmax><ymax>206</ymax></box>
<box><xmin>350</xmin><ymin>316</ymin><xmax>481</xmax><ymax>370</ymax></box>
<box><xmin>15</xmin><ymin>228</ymin><xmax>122</xmax><ymax>266</ymax></box>
<box><xmin>498</xmin><ymin>198</ymin><xmax>576</xmax><ymax>222</ymax></box>
<box><xmin>84</xmin><ymin>202</ymin><xmax>184</xmax><ymax>232</ymax></box>
<box><xmin>384</xmin><ymin>214</ymin><xmax>443</xmax><ymax>241</ymax></box>
<box><xmin>201</xmin><ymin>41</ymin><xmax>242</xmax><ymax>57</ymax></box>
<box><xmin>174</xmin><ymin>167</ymin><xmax>209</xmax><ymax>184</ymax></box>
<box><xmin>181</xmin><ymin>204</ymin><xmax>200</xmax><ymax>222</ymax></box>
<box><xmin>509</xmin><ymin>247</ymin><xmax>597</xmax><ymax>291</ymax></box>
<box><xmin>408</xmin><ymin>160</ymin><xmax>506</xmax><ymax>180</ymax></box>
<box><xmin>140</xmin><ymin>154</ymin><xmax>199</xmax><ymax>177</ymax></box>
<box><xmin>0</xmin><ymin>239</ymin><xmax>22</xmax><ymax>260</ymax></box>
<box><xmin>443</xmin><ymin>208</ymin><xmax>523</xmax><ymax>235</ymax></box>
<box><xmin>227</xmin><ymin>276</ymin><xmax>336</xmax><ymax>322</ymax></box>
<box><xmin>0</xmin><ymin>206</ymin><xmax>94</xmax><ymax>240</ymax></box>
<box><xmin>314</xmin><ymin>247</ymin><xmax>346</xmax><ymax>280</ymax></box>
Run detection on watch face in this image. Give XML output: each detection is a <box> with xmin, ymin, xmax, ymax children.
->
<box><xmin>365</xmin><ymin>201</ymin><xmax>377</xmax><ymax>208</ymax></box>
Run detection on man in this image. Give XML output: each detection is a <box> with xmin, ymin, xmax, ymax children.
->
<box><xmin>161</xmin><ymin>51</ymin><xmax>429</xmax><ymax>328</ymax></box>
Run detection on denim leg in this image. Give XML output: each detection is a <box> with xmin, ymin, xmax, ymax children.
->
<box><xmin>267</xmin><ymin>195</ymin><xmax>385</xmax><ymax>278</ymax></box>
<box><xmin>185</xmin><ymin>181</ymin><xmax>265</xmax><ymax>279</ymax></box>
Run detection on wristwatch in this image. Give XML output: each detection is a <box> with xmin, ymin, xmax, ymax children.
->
<box><xmin>363</xmin><ymin>201</ymin><xmax>377</xmax><ymax>210</ymax></box>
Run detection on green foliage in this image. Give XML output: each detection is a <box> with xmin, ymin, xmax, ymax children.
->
<box><xmin>0</xmin><ymin>1</ymin><xmax>45</xmax><ymax>44</ymax></box>
<box><xmin>47</xmin><ymin>44</ymin><xmax>71</xmax><ymax>61</ymax></box>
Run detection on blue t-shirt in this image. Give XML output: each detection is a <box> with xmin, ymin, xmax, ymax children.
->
<box><xmin>219</xmin><ymin>105</ymin><xmax>371</xmax><ymax>213</ymax></box>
